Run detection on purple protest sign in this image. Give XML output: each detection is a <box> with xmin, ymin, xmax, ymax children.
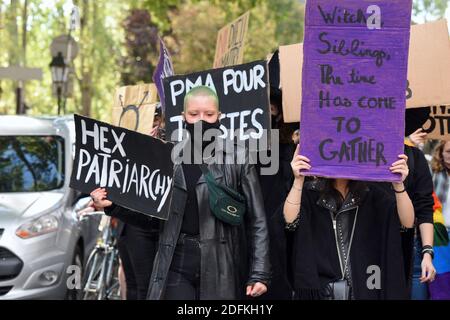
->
<box><xmin>153</xmin><ymin>37</ymin><xmax>174</xmax><ymax>112</ymax></box>
<box><xmin>299</xmin><ymin>0</ymin><xmax>412</xmax><ymax>182</ymax></box>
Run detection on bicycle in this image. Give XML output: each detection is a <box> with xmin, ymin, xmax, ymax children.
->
<box><xmin>79</xmin><ymin>211</ymin><xmax>121</xmax><ymax>300</ymax></box>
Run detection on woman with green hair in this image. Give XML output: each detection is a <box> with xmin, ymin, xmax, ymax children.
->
<box><xmin>149</xmin><ymin>85</ymin><xmax>271</xmax><ymax>299</ymax></box>
<box><xmin>93</xmin><ymin>85</ymin><xmax>271</xmax><ymax>300</ymax></box>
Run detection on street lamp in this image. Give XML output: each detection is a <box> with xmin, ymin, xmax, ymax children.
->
<box><xmin>49</xmin><ymin>51</ymin><xmax>67</xmax><ymax>115</ymax></box>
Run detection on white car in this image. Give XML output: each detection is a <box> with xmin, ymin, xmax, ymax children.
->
<box><xmin>0</xmin><ymin>115</ymin><xmax>100</xmax><ymax>299</ymax></box>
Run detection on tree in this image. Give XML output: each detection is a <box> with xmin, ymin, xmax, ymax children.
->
<box><xmin>161</xmin><ymin>0</ymin><xmax>304</xmax><ymax>74</ymax></box>
<box><xmin>120</xmin><ymin>9</ymin><xmax>159</xmax><ymax>85</ymax></box>
<box><xmin>165</xmin><ymin>1</ymin><xmax>226</xmax><ymax>74</ymax></box>
<box><xmin>413</xmin><ymin>0</ymin><xmax>448</xmax><ymax>23</ymax></box>
<box><xmin>0</xmin><ymin>0</ymin><xmax>306</xmax><ymax>121</ymax></box>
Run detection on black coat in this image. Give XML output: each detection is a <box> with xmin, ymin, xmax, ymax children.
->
<box><xmin>257</xmin><ymin>143</ymin><xmax>296</xmax><ymax>299</ymax></box>
<box><xmin>147</xmin><ymin>143</ymin><xmax>271</xmax><ymax>300</ymax></box>
<box><xmin>292</xmin><ymin>180</ymin><xmax>408</xmax><ymax>300</ymax></box>
<box><xmin>371</xmin><ymin>145</ymin><xmax>434</xmax><ymax>289</ymax></box>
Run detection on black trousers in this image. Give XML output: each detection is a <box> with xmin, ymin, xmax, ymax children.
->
<box><xmin>164</xmin><ymin>234</ymin><xmax>201</xmax><ymax>300</ymax></box>
<box><xmin>117</xmin><ymin>224</ymin><xmax>158</xmax><ymax>300</ymax></box>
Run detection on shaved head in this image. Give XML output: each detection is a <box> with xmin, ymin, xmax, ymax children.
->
<box><xmin>183</xmin><ymin>86</ymin><xmax>219</xmax><ymax>112</ymax></box>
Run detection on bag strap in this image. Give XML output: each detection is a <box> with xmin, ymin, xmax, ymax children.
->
<box><xmin>199</xmin><ymin>163</ymin><xmax>213</xmax><ymax>179</ymax></box>
<box><xmin>198</xmin><ymin>163</ymin><xmax>209</xmax><ymax>175</ymax></box>
<box><xmin>199</xmin><ymin>164</ymin><xmax>216</xmax><ymax>186</ymax></box>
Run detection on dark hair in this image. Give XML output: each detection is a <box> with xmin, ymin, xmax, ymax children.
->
<box><xmin>319</xmin><ymin>178</ymin><xmax>367</xmax><ymax>209</ymax></box>
<box><xmin>270</xmin><ymin>86</ymin><xmax>282</xmax><ymax>113</ymax></box>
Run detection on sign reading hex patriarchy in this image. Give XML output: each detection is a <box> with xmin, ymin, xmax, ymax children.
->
<box><xmin>70</xmin><ymin>114</ymin><xmax>174</xmax><ymax>220</ymax></box>
<box><xmin>299</xmin><ymin>0</ymin><xmax>412</xmax><ymax>182</ymax></box>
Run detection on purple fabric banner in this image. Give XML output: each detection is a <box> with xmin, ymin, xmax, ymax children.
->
<box><xmin>299</xmin><ymin>0</ymin><xmax>412</xmax><ymax>182</ymax></box>
<box><xmin>153</xmin><ymin>37</ymin><xmax>174</xmax><ymax>112</ymax></box>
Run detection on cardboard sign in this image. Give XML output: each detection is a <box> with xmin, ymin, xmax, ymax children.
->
<box><xmin>279</xmin><ymin>43</ymin><xmax>303</xmax><ymax>123</ymax></box>
<box><xmin>163</xmin><ymin>60</ymin><xmax>270</xmax><ymax>147</ymax></box>
<box><xmin>153</xmin><ymin>37</ymin><xmax>174</xmax><ymax>112</ymax></box>
<box><xmin>70</xmin><ymin>115</ymin><xmax>174</xmax><ymax>220</ymax></box>
<box><xmin>299</xmin><ymin>0</ymin><xmax>412</xmax><ymax>182</ymax></box>
<box><xmin>213</xmin><ymin>11</ymin><xmax>250</xmax><ymax>68</ymax></box>
<box><xmin>407</xmin><ymin>20</ymin><xmax>450</xmax><ymax>109</ymax></box>
<box><xmin>112</xmin><ymin>83</ymin><xmax>158</xmax><ymax>135</ymax></box>
<box><xmin>422</xmin><ymin>106</ymin><xmax>450</xmax><ymax>141</ymax></box>
<box><xmin>280</xmin><ymin>19</ymin><xmax>450</xmax><ymax>121</ymax></box>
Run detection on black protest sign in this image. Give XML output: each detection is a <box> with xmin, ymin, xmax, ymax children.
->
<box><xmin>70</xmin><ymin>114</ymin><xmax>174</xmax><ymax>220</ymax></box>
<box><xmin>163</xmin><ymin>60</ymin><xmax>270</xmax><ymax>148</ymax></box>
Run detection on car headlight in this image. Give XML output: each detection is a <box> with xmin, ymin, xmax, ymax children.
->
<box><xmin>16</xmin><ymin>214</ymin><xmax>59</xmax><ymax>239</ymax></box>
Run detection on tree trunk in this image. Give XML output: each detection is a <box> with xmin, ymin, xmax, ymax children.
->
<box><xmin>7</xmin><ymin>0</ymin><xmax>21</xmax><ymax>114</ymax></box>
<box><xmin>19</xmin><ymin>0</ymin><xmax>28</xmax><ymax>114</ymax></box>
<box><xmin>77</xmin><ymin>0</ymin><xmax>92</xmax><ymax>116</ymax></box>
<box><xmin>81</xmin><ymin>72</ymin><xmax>92</xmax><ymax>116</ymax></box>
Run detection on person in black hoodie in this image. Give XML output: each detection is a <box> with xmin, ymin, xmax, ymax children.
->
<box><xmin>375</xmin><ymin>109</ymin><xmax>435</xmax><ymax>298</ymax></box>
<box><xmin>401</xmin><ymin>127</ymin><xmax>435</xmax><ymax>298</ymax></box>
<box><xmin>256</xmin><ymin>87</ymin><xmax>297</xmax><ymax>299</ymax></box>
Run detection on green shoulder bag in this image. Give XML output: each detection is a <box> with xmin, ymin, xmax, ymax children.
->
<box><xmin>199</xmin><ymin>164</ymin><xmax>246</xmax><ymax>226</ymax></box>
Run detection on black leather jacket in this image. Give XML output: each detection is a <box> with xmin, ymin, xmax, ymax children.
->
<box><xmin>147</xmin><ymin>141</ymin><xmax>271</xmax><ymax>300</ymax></box>
<box><xmin>315</xmin><ymin>184</ymin><xmax>362</xmax><ymax>300</ymax></box>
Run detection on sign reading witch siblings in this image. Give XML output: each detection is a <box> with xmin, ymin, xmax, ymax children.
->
<box><xmin>164</xmin><ymin>60</ymin><xmax>270</xmax><ymax>147</ymax></box>
<box><xmin>299</xmin><ymin>0</ymin><xmax>412</xmax><ymax>182</ymax></box>
<box><xmin>70</xmin><ymin>114</ymin><xmax>174</xmax><ymax>220</ymax></box>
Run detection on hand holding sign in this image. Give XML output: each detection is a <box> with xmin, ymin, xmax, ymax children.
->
<box><xmin>90</xmin><ymin>187</ymin><xmax>112</xmax><ymax>209</ymax></box>
<box><xmin>390</xmin><ymin>154</ymin><xmax>409</xmax><ymax>187</ymax></box>
<box><xmin>408</xmin><ymin>128</ymin><xmax>427</xmax><ymax>147</ymax></box>
<box><xmin>290</xmin><ymin>145</ymin><xmax>311</xmax><ymax>181</ymax></box>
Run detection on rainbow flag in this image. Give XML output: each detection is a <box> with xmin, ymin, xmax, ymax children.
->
<box><xmin>429</xmin><ymin>193</ymin><xmax>450</xmax><ymax>300</ymax></box>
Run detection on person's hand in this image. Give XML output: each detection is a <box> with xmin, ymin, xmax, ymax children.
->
<box><xmin>246</xmin><ymin>282</ymin><xmax>267</xmax><ymax>298</ymax></box>
<box><xmin>150</xmin><ymin>126</ymin><xmax>159</xmax><ymax>138</ymax></box>
<box><xmin>292</xmin><ymin>129</ymin><xmax>300</xmax><ymax>145</ymax></box>
<box><xmin>408</xmin><ymin>128</ymin><xmax>427</xmax><ymax>147</ymax></box>
<box><xmin>90</xmin><ymin>188</ymin><xmax>112</xmax><ymax>209</ymax></box>
<box><xmin>77</xmin><ymin>201</ymin><xmax>95</xmax><ymax>219</ymax></box>
<box><xmin>390</xmin><ymin>154</ymin><xmax>409</xmax><ymax>188</ymax></box>
<box><xmin>291</xmin><ymin>144</ymin><xmax>311</xmax><ymax>181</ymax></box>
<box><xmin>420</xmin><ymin>254</ymin><xmax>436</xmax><ymax>283</ymax></box>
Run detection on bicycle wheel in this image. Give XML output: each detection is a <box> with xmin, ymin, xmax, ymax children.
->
<box><xmin>81</xmin><ymin>248</ymin><xmax>107</xmax><ymax>300</ymax></box>
<box><xmin>104</xmin><ymin>249</ymin><xmax>121</xmax><ymax>300</ymax></box>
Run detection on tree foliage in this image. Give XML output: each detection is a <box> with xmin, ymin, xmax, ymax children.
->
<box><xmin>412</xmin><ymin>0</ymin><xmax>448</xmax><ymax>22</ymax></box>
<box><xmin>0</xmin><ymin>0</ymin><xmax>438</xmax><ymax>122</ymax></box>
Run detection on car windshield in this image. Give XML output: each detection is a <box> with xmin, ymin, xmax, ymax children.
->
<box><xmin>0</xmin><ymin>136</ymin><xmax>65</xmax><ymax>192</ymax></box>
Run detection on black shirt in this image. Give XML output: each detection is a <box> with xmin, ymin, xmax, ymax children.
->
<box><xmin>180</xmin><ymin>163</ymin><xmax>202</xmax><ymax>235</ymax></box>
